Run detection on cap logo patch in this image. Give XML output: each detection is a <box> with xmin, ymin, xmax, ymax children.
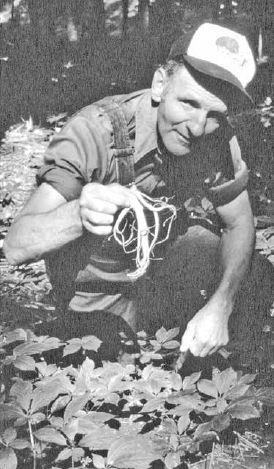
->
<box><xmin>216</xmin><ymin>36</ymin><xmax>247</xmax><ymax>68</ymax></box>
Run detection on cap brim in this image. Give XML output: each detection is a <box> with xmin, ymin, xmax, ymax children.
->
<box><xmin>183</xmin><ymin>55</ymin><xmax>254</xmax><ymax>111</ymax></box>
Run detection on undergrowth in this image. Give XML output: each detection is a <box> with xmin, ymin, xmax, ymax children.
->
<box><xmin>0</xmin><ymin>325</ymin><xmax>274</xmax><ymax>469</ymax></box>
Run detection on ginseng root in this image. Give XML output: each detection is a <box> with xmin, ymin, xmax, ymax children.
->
<box><xmin>113</xmin><ymin>185</ymin><xmax>177</xmax><ymax>279</ymax></box>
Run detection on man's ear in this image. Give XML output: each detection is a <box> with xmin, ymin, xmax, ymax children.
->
<box><xmin>151</xmin><ymin>68</ymin><xmax>167</xmax><ymax>103</ymax></box>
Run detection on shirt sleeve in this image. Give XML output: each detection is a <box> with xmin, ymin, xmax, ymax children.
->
<box><xmin>203</xmin><ymin>134</ymin><xmax>249</xmax><ymax>207</ymax></box>
<box><xmin>37</xmin><ymin>109</ymin><xmax>110</xmax><ymax>201</ymax></box>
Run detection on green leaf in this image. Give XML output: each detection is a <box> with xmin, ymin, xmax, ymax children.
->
<box><xmin>34</xmin><ymin>427</ymin><xmax>67</xmax><ymax>446</ymax></box>
<box><xmin>255</xmin><ymin>387</ymin><xmax>274</xmax><ymax>406</ymax></box>
<box><xmin>194</xmin><ymin>422</ymin><xmax>216</xmax><ymax>442</ymax></box>
<box><xmin>224</xmin><ymin>384</ymin><xmax>250</xmax><ymax>400</ymax></box>
<box><xmin>155</xmin><ymin>326</ymin><xmax>168</xmax><ymax>343</ymax></box>
<box><xmin>0</xmin><ymin>448</ymin><xmax>17</xmax><ymax>469</ymax></box>
<box><xmin>13</xmin><ymin>355</ymin><xmax>36</xmax><ymax>371</ymax></box>
<box><xmin>81</xmin><ymin>335</ymin><xmax>102</xmax><ymax>352</ymax></box>
<box><xmin>63</xmin><ymin>340</ymin><xmax>82</xmax><ymax>357</ymax></box>
<box><xmin>77</xmin><ymin>412</ymin><xmax>115</xmax><ymax>433</ymax></box>
<box><xmin>177</xmin><ymin>411</ymin><xmax>190</xmax><ymax>434</ymax></box>
<box><xmin>213</xmin><ymin>368</ymin><xmax>237</xmax><ymax>395</ymax></box>
<box><xmin>10</xmin><ymin>440</ymin><xmax>30</xmax><ymax>450</ymax></box>
<box><xmin>162</xmin><ymin>340</ymin><xmax>180</xmax><ymax>350</ymax></box>
<box><xmin>79</xmin><ymin>427</ymin><xmax>118</xmax><ymax>450</ymax></box>
<box><xmin>0</xmin><ymin>404</ymin><xmax>24</xmax><ymax>422</ymax></box>
<box><xmin>141</xmin><ymin>397</ymin><xmax>166</xmax><ymax>413</ymax></box>
<box><xmin>13</xmin><ymin>342</ymin><xmax>46</xmax><ymax>356</ymax></box>
<box><xmin>211</xmin><ymin>414</ymin><xmax>231</xmax><ymax>432</ymax></box>
<box><xmin>51</xmin><ymin>395</ymin><xmax>71</xmax><ymax>414</ymax></box>
<box><xmin>0</xmin><ymin>329</ymin><xmax>27</xmax><ymax>346</ymax></box>
<box><xmin>238</xmin><ymin>373</ymin><xmax>257</xmax><ymax>385</ymax></box>
<box><xmin>30</xmin><ymin>379</ymin><xmax>68</xmax><ymax>414</ymax></box>
<box><xmin>93</xmin><ymin>454</ymin><xmax>106</xmax><ymax>469</ymax></box>
<box><xmin>63</xmin><ymin>393</ymin><xmax>90</xmax><ymax>424</ymax></box>
<box><xmin>107</xmin><ymin>436</ymin><xmax>159</xmax><ymax>469</ymax></box>
<box><xmin>10</xmin><ymin>379</ymin><xmax>32</xmax><ymax>412</ymax></box>
<box><xmin>182</xmin><ymin>371</ymin><xmax>201</xmax><ymax>390</ymax></box>
<box><xmin>162</xmin><ymin>327</ymin><xmax>180</xmax><ymax>342</ymax></box>
<box><xmin>2</xmin><ymin>428</ymin><xmax>17</xmax><ymax>445</ymax></box>
<box><xmin>71</xmin><ymin>447</ymin><xmax>85</xmax><ymax>462</ymax></box>
<box><xmin>165</xmin><ymin>451</ymin><xmax>181</xmax><ymax>469</ymax></box>
<box><xmin>55</xmin><ymin>448</ymin><xmax>72</xmax><ymax>461</ymax></box>
<box><xmin>29</xmin><ymin>412</ymin><xmax>46</xmax><ymax>425</ymax></box>
<box><xmin>228</xmin><ymin>403</ymin><xmax>261</xmax><ymax>420</ymax></box>
<box><xmin>197</xmin><ymin>379</ymin><xmax>218</xmax><ymax>398</ymax></box>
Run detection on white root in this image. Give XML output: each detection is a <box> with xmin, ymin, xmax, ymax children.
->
<box><xmin>113</xmin><ymin>185</ymin><xmax>177</xmax><ymax>279</ymax></box>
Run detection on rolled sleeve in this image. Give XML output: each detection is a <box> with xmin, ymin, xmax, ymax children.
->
<box><xmin>37</xmin><ymin>109</ymin><xmax>111</xmax><ymax>201</ymax></box>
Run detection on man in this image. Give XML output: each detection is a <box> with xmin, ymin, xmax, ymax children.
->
<box><xmin>3</xmin><ymin>23</ymin><xmax>273</xmax><ymax>360</ymax></box>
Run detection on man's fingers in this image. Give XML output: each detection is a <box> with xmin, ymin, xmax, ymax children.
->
<box><xmin>82</xmin><ymin>209</ymin><xmax>114</xmax><ymax>226</ymax></box>
<box><xmin>180</xmin><ymin>324</ymin><xmax>194</xmax><ymax>352</ymax></box>
<box><xmin>82</xmin><ymin>219</ymin><xmax>112</xmax><ymax>236</ymax></box>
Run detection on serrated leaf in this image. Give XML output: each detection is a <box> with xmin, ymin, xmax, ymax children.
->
<box><xmin>34</xmin><ymin>427</ymin><xmax>67</xmax><ymax>446</ymax></box>
<box><xmin>162</xmin><ymin>340</ymin><xmax>180</xmax><ymax>350</ymax></box>
<box><xmin>63</xmin><ymin>342</ymin><xmax>81</xmax><ymax>357</ymax></box>
<box><xmin>155</xmin><ymin>326</ymin><xmax>168</xmax><ymax>343</ymax></box>
<box><xmin>13</xmin><ymin>355</ymin><xmax>36</xmax><ymax>371</ymax></box>
<box><xmin>93</xmin><ymin>454</ymin><xmax>106</xmax><ymax>469</ymax></box>
<box><xmin>64</xmin><ymin>394</ymin><xmax>90</xmax><ymax>424</ymax></box>
<box><xmin>29</xmin><ymin>412</ymin><xmax>46</xmax><ymax>425</ymax></box>
<box><xmin>55</xmin><ymin>448</ymin><xmax>72</xmax><ymax>461</ymax></box>
<box><xmin>177</xmin><ymin>411</ymin><xmax>190</xmax><ymax>434</ymax></box>
<box><xmin>182</xmin><ymin>371</ymin><xmax>201</xmax><ymax>390</ymax></box>
<box><xmin>0</xmin><ymin>329</ymin><xmax>27</xmax><ymax>346</ymax></box>
<box><xmin>197</xmin><ymin>379</ymin><xmax>218</xmax><ymax>398</ymax></box>
<box><xmin>211</xmin><ymin>414</ymin><xmax>231</xmax><ymax>432</ymax></box>
<box><xmin>77</xmin><ymin>412</ymin><xmax>115</xmax><ymax>433</ymax></box>
<box><xmin>224</xmin><ymin>384</ymin><xmax>250</xmax><ymax>400</ymax></box>
<box><xmin>107</xmin><ymin>436</ymin><xmax>159</xmax><ymax>469</ymax></box>
<box><xmin>30</xmin><ymin>379</ymin><xmax>68</xmax><ymax>414</ymax></box>
<box><xmin>51</xmin><ymin>395</ymin><xmax>71</xmax><ymax>414</ymax></box>
<box><xmin>0</xmin><ymin>404</ymin><xmax>24</xmax><ymax>422</ymax></box>
<box><xmin>81</xmin><ymin>335</ymin><xmax>102</xmax><ymax>352</ymax></box>
<box><xmin>0</xmin><ymin>448</ymin><xmax>17</xmax><ymax>469</ymax></box>
<box><xmin>255</xmin><ymin>387</ymin><xmax>274</xmax><ymax>406</ymax></box>
<box><xmin>194</xmin><ymin>422</ymin><xmax>216</xmax><ymax>442</ymax></box>
<box><xmin>79</xmin><ymin>427</ymin><xmax>118</xmax><ymax>450</ymax></box>
<box><xmin>228</xmin><ymin>403</ymin><xmax>261</xmax><ymax>420</ymax></box>
<box><xmin>141</xmin><ymin>397</ymin><xmax>165</xmax><ymax>413</ymax></box>
<box><xmin>13</xmin><ymin>342</ymin><xmax>46</xmax><ymax>356</ymax></box>
<box><xmin>2</xmin><ymin>428</ymin><xmax>17</xmax><ymax>445</ymax></box>
<box><xmin>165</xmin><ymin>451</ymin><xmax>181</xmax><ymax>469</ymax></box>
<box><xmin>10</xmin><ymin>379</ymin><xmax>32</xmax><ymax>412</ymax></box>
<box><xmin>10</xmin><ymin>439</ymin><xmax>30</xmax><ymax>450</ymax></box>
<box><xmin>238</xmin><ymin>373</ymin><xmax>257</xmax><ymax>385</ymax></box>
<box><xmin>213</xmin><ymin>368</ymin><xmax>237</xmax><ymax>395</ymax></box>
<box><xmin>162</xmin><ymin>327</ymin><xmax>180</xmax><ymax>342</ymax></box>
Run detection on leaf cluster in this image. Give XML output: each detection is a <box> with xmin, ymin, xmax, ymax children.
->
<box><xmin>0</xmin><ymin>325</ymin><xmax>273</xmax><ymax>469</ymax></box>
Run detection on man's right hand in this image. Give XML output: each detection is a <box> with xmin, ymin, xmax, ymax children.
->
<box><xmin>79</xmin><ymin>182</ymin><xmax>132</xmax><ymax>236</ymax></box>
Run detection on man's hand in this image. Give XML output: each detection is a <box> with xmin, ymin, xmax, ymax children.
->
<box><xmin>180</xmin><ymin>296</ymin><xmax>233</xmax><ymax>357</ymax></box>
<box><xmin>79</xmin><ymin>183</ymin><xmax>131</xmax><ymax>236</ymax></box>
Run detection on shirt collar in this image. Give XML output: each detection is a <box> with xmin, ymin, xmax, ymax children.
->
<box><xmin>134</xmin><ymin>89</ymin><xmax>159</xmax><ymax>162</ymax></box>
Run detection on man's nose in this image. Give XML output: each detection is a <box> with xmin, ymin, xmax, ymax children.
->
<box><xmin>187</xmin><ymin>110</ymin><xmax>207</xmax><ymax>138</ymax></box>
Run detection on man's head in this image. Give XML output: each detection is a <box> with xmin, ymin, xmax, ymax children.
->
<box><xmin>151</xmin><ymin>22</ymin><xmax>256</xmax><ymax>157</ymax></box>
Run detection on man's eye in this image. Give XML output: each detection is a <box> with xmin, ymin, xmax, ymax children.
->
<box><xmin>180</xmin><ymin>99</ymin><xmax>200</xmax><ymax>108</ymax></box>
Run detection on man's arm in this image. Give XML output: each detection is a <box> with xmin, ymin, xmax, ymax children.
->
<box><xmin>3</xmin><ymin>182</ymin><xmax>131</xmax><ymax>266</ymax></box>
<box><xmin>181</xmin><ymin>189</ymin><xmax>255</xmax><ymax>357</ymax></box>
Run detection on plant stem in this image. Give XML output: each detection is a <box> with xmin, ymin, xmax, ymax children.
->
<box><xmin>28</xmin><ymin>419</ymin><xmax>36</xmax><ymax>469</ymax></box>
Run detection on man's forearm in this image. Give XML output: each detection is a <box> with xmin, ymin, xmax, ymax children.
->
<box><xmin>215</xmin><ymin>212</ymin><xmax>255</xmax><ymax>305</ymax></box>
<box><xmin>3</xmin><ymin>199</ymin><xmax>83</xmax><ymax>265</ymax></box>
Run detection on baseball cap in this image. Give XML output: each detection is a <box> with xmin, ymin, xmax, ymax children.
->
<box><xmin>168</xmin><ymin>23</ymin><xmax>256</xmax><ymax>109</ymax></box>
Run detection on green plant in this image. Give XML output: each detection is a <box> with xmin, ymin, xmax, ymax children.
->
<box><xmin>0</xmin><ymin>325</ymin><xmax>273</xmax><ymax>469</ymax></box>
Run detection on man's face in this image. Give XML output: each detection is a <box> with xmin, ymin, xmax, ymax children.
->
<box><xmin>155</xmin><ymin>66</ymin><xmax>228</xmax><ymax>157</ymax></box>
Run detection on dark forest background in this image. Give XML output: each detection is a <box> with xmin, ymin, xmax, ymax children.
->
<box><xmin>0</xmin><ymin>0</ymin><xmax>273</xmax><ymax>136</ymax></box>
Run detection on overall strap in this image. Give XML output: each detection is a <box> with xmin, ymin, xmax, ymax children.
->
<box><xmin>97</xmin><ymin>100</ymin><xmax>135</xmax><ymax>186</ymax></box>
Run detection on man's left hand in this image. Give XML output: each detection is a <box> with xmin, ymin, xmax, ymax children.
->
<box><xmin>180</xmin><ymin>296</ymin><xmax>233</xmax><ymax>357</ymax></box>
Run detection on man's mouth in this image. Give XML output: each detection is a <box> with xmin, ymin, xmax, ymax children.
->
<box><xmin>175</xmin><ymin>130</ymin><xmax>191</xmax><ymax>146</ymax></box>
